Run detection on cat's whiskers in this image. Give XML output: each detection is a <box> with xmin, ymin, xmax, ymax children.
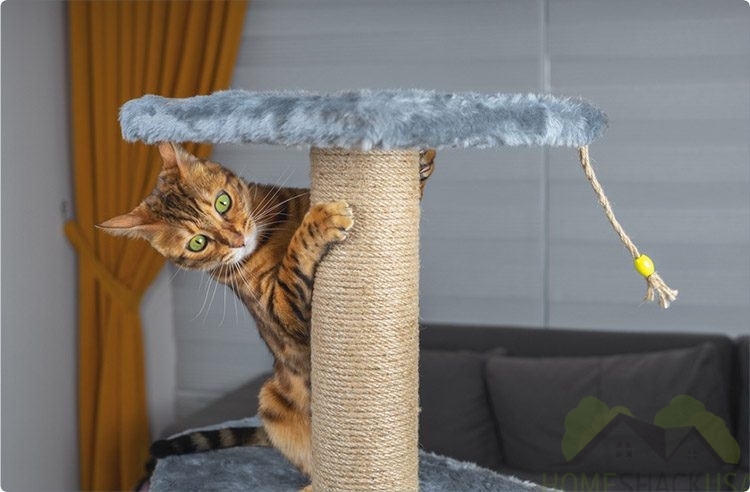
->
<box><xmin>219</xmin><ymin>264</ymin><xmax>231</xmax><ymax>327</ymax></box>
<box><xmin>236</xmin><ymin>262</ymin><xmax>258</xmax><ymax>300</ymax></box>
<box><xmin>166</xmin><ymin>264</ymin><xmax>215</xmax><ymax>323</ymax></box>
<box><xmin>228</xmin><ymin>263</ymin><xmax>243</xmax><ymax>326</ymax></box>
<box><xmin>252</xmin><ymin>193</ymin><xmax>309</xmax><ymax>237</ymax></box>
<box><xmin>166</xmin><ymin>263</ymin><xmax>188</xmax><ymax>285</ymax></box>
<box><xmin>205</xmin><ymin>266</ymin><xmax>224</xmax><ymax>323</ymax></box>
<box><xmin>250</xmin><ymin>184</ymin><xmax>284</xmax><ymax>220</ymax></box>
<box><xmin>224</xmin><ymin>265</ymin><xmax>244</xmax><ymax>328</ymax></box>
<box><xmin>248</xmin><ymin>169</ymin><xmax>295</xmax><ymax>220</ymax></box>
<box><xmin>255</xmin><ymin>227</ymin><xmax>289</xmax><ymax>235</ymax></box>
<box><xmin>247</xmin><ymin>212</ymin><xmax>293</xmax><ymax>248</ymax></box>
<box><xmin>259</xmin><ymin>190</ymin><xmax>309</xmax><ymax>215</ymax></box>
<box><xmin>232</xmin><ymin>270</ymin><xmax>250</xmax><ymax>305</ymax></box>
<box><xmin>220</xmin><ymin>263</ymin><xmax>236</xmax><ymax>327</ymax></box>
<box><xmin>201</xmin><ymin>264</ymin><xmax>226</xmax><ymax>324</ymax></box>
<box><xmin>192</xmin><ymin>270</ymin><xmax>214</xmax><ymax>322</ymax></box>
<box><xmin>255</xmin><ymin>218</ymin><xmax>294</xmax><ymax>233</ymax></box>
<box><xmin>231</xmin><ymin>260</ymin><xmax>262</xmax><ymax>314</ymax></box>
<box><xmin>252</xmin><ymin>191</ymin><xmax>309</xmax><ymax>225</ymax></box>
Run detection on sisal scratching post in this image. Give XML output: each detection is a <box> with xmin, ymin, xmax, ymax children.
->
<box><xmin>309</xmin><ymin>148</ymin><xmax>421</xmax><ymax>491</ymax></box>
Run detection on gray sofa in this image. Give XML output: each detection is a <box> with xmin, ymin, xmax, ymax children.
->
<box><xmin>165</xmin><ymin>324</ymin><xmax>750</xmax><ymax>491</ymax></box>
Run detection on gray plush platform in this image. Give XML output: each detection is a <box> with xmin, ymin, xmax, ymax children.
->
<box><xmin>149</xmin><ymin>418</ymin><xmax>551</xmax><ymax>492</ymax></box>
<box><xmin>120</xmin><ymin>89</ymin><xmax>606</xmax><ymax>150</ymax></box>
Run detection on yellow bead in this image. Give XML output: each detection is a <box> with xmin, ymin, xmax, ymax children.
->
<box><xmin>634</xmin><ymin>255</ymin><xmax>655</xmax><ymax>278</ymax></box>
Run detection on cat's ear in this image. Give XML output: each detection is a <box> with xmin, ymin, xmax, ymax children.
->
<box><xmin>97</xmin><ymin>207</ymin><xmax>159</xmax><ymax>240</ymax></box>
<box><xmin>157</xmin><ymin>141</ymin><xmax>198</xmax><ymax>174</ymax></box>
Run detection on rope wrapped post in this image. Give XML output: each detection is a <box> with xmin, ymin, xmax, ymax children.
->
<box><xmin>309</xmin><ymin>148</ymin><xmax>421</xmax><ymax>491</ymax></box>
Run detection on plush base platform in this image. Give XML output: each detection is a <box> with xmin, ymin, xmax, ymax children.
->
<box><xmin>151</xmin><ymin>447</ymin><xmax>549</xmax><ymax>492</ymax></box>
<box><xmin>149</xmin><ymin>418</ymin><xmax>550</xmax><ymax>492</ymax></box>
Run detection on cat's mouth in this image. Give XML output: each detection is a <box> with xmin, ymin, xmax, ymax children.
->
<box><xmin>230</xmin><ymin>232</ymin><xmax>258</xmax><ymax>265</ymax></box>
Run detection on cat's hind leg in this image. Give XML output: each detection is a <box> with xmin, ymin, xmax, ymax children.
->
<box><xmin>258</xmin><ymin>375</ymin><xmax>313</xmax><ymax>477</ymax></box>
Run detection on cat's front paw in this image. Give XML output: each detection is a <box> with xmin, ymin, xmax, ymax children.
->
<box><xmin>310</xmin><ymin>201</ymin><xmax>354</xmax><ymax>243</ymax></box>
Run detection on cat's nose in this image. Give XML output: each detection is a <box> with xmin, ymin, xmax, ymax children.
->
<box><xmin>226</xmin><ymin>231</ymin><xmax>245</xmax><ymax>248</ymax></box>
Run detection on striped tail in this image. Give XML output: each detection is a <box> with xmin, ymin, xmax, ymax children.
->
<box><xmin>150</xmin><ymin>425</ymin><xmax>271</xmax><ymax>459</ymax></box>
<box><xmin>136</xmin><ymin>426</ymin><xmax>271</xmax><ymax>490</ymax></box>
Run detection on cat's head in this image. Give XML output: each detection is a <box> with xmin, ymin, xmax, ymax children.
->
<box><xmin>99</xmin><ymin>142</ymin><xmax>258</xmax><ymax>271</ymax></box>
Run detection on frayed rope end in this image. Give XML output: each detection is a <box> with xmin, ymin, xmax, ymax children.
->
<box><xmin>644</xmin><ymin>272</ymin><xmax>679</xmax><ymax>309</ymax></box>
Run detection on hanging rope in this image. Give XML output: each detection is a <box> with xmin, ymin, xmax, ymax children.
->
<box><xmin>578</xmin><ymin>146</ymin><xmax>678</xmax><ymax>308</ymax></box>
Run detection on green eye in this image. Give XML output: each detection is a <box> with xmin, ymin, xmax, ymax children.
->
<box><xmin>187</xmin><ymin>234</ymin><xmax>208</xmax><ymax>252</ymax></box>
<box><xmin>215</xmin><ymin>192</ymin><xmax>232</xmax><ymax>214</ymax></box>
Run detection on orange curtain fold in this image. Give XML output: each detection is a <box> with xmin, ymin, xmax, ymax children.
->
<box><xmin>66</xmin><ymin>2</ymin><xmax>248</xmax><ymax>489</ymax></box>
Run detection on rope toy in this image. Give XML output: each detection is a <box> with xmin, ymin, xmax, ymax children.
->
<box><xmin>578</xmin><ymin>146</ymin><xmax>678</xmax><ymax>308</ymax></box>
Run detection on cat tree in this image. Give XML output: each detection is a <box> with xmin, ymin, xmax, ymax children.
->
<box><xmin>120</xmin><ymin>89</ymin><xmax>676</xmax><ymax>491</ymax></box>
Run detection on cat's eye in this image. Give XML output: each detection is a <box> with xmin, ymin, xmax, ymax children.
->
<box><xmin>187</xmin><ymin>234</ymin><xmax>208</xmax><ymax>252</ymax></box>
<box><xmin>215</xmin><ymin>192</ymin><xmax>232</xmax><ymax>214</ymax></box>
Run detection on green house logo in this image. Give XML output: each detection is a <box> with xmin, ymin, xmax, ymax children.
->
<box><xmin>561</xmin><ymin>395</ymin><xmax>740</xmax><ymax>467</ymax></box>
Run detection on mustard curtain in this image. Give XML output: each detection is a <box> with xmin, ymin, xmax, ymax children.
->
<box><xmin>65</xmin><ymin>1</ymin><xmax>248</xmax><ymax>489</ymax></box>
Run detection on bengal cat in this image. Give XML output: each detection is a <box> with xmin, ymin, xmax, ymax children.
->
<box><xmin>99</xmin><ymin>143</ymin><xmax>435</xmax><ymax>485</ymax></box>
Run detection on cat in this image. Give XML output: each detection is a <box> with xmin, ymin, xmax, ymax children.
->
<box><xmin>99</xmin><ymin>142</ymin><xmax>435</xmax><ymax>484</ymax></box>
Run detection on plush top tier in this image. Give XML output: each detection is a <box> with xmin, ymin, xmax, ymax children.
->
<box><xmin>120</xmin><ymin>89</ymin><xmax>606</xmax><ymax>150</ymax></box>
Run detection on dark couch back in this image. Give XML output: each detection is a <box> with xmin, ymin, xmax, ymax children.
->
<box><xmin>420</xmin><ymin>323</ymin><xmax>747</xmax><ymax>471</ymax></box>
<box><xmin>421</xmin><ymin>323</ymin><xmax>734</xmax><ymax>358</ymax></box>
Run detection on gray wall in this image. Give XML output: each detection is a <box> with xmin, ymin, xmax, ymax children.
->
<box><xmin>1</xmin><ymin>1</ymin><xmax>79</xmax><ymax>490</ymax></box>
<box><xmin>546</xmin><ymin>0</ymin><xmax>750</xmax><ymax>331</ymax></box>
<box><xmin>142</xmin><ymin>269</ymin><xmax>177</xmax><ymax>440</ymax></box>
<box><xmin>170</xmin><ymin>0</ymin><xmax>750</xmax><ymax>418</ymax></box>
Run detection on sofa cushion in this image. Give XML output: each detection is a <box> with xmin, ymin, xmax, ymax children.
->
<box><xmin>420</xmin><ymin>349</ymin><xmax>503</xmax><ymax>470</ymax></box>
<box><xmin>485</xmin><ymin>343</ymin><xmax>733</xmax><ymax>473</ymax></box>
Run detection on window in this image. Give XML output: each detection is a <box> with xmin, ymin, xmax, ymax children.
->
<box><xmin>687</xmin><ymin>449</ymin><xmax>698</xmax><ymax>461</ymax></box>
<box><xmin>616</xmin><ymin>442</ymin><xmax>632</xmax><ymax>459</ymax></box>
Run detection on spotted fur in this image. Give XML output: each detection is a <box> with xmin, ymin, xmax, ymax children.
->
<box><xmin>99</xmin><ymin>142</ymin><xmax>435</xmax><ymax>484</ymax></box>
